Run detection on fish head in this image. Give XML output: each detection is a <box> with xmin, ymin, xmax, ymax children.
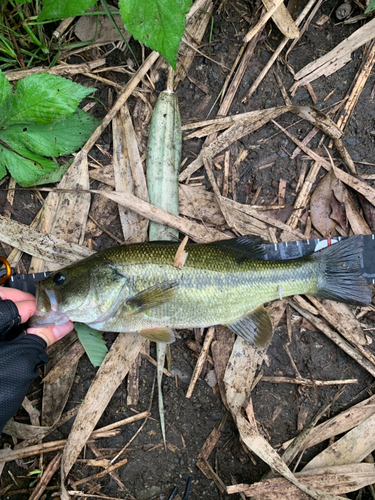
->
<box><xmin>33</xmin><ymin>262</ymin><xmax>93</xmax><ymax>326</ymax></box>
<box><xmin>32</xmin><ymin>258</ymin><xmax>132</xmax><ymax>328</ymax></box>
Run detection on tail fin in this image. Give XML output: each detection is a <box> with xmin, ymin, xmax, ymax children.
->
<box><xmin>313</xmin><ymin>235</ymin><xmax>372</xmax><ymax>306</ymax></box>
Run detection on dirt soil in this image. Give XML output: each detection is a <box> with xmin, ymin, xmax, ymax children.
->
<box><xmin>1</xmin><ymin>1</ymin><xmax>375</xmax><ymax>499</ymax></box>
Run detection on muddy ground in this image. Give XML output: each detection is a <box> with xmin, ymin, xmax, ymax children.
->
<box><xmin>1</xmin><ymin>0</ymin><xmax>375</xmax><ymax>499</ymax></box>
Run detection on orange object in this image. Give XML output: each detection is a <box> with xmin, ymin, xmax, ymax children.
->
<box><xmin>0</xmin><ymin>257</ymin><xmax>11</xmax><ymax>285</ymax></box>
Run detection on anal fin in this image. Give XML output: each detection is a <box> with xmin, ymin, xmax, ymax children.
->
<box><xmin>139</xmin><ymin>328</ymin><xmax>176</xmax><ymax>344</ymax></box>
<box><xmin>226</xmin><ymin>306</ymin><xmax>273</xmax><ymax>347</ymax></box>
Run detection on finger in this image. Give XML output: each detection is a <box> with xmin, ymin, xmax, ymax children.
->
<box><xmin>27</xmin><ymin>321</ymin><xmax>74</xmax><ymax>347</ymax></box>
<box><xmin>16</xmin><ymin>300</ymin><xmax>37</xmax><ymax>324</ymax></box>
<box><xmin>0</xmin><ymin>288</ymin><xmax>35</xmax><ymax>303</ymax></box>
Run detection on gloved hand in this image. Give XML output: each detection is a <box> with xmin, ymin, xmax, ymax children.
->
<box><xmin>0</xmin><ymin>288</ymin><xmax>74</xmax><ymax>433</ymax></box>
<box><xmin>0</xmin><ymin>288</ymin><xmax>73</xmax><ymax>346</ymax></box>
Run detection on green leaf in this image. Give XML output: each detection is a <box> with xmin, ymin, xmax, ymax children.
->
<box><xmin>0</xmin><ymin>71</ymin><xmax>11</xmax><ymax>107</ymax></box>
<box><xmin>75</xmin><ymin>323</ymin><xmax>108</xmax><ymax>367</ymax></box>
<box><xmin>33</xmin><ymin>159</ymin><xmax>72</xmax><ymax>186</ymax></box>
<box><xmin>119</xmin><ymin>0</ymin><xmax>192</xmax><ymax>69</ymax></box>
<box><xmin>38</xmin><ymin>0</ymin><xmax>97</xmax><ymax>21</ymax></box>
<box><xmin>0</xmin><ymin>70</ymin><xmax>97</xmax><ymax>186</ymax></box>
<box><xmin>365</xmin><ymin>0</ymin><xmax>375</xmax><ymax>13</ymax></box>
<box><xmin>0</xmin><ymin>145</ymin><xmax>57</xmax><ymax>186</ymax></box>
<box><xmin>0</xmin><ymin>159</ymin><xmax>6</xmax><ymax>180</ymax></box>
<box><xmin>3</xmin><ymin>109</ymin><xmax>99</xmax><ymax>157</ymax></box>
<box><xmin>0</xmin><ymin>72</ymin><xmax>96</xmax><ymax>125</ymax></box>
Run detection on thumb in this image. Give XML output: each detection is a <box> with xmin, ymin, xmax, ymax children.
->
<box><xmin>27</xmin><ymin>321</ymin><xmax>74</xmax><ymax>347</ymax></box>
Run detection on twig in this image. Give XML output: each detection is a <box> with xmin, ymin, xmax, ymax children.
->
<box><xmin>332</xmin><ymin>39</ymin><xmax>375</xmax><ymax>140</ymax></box>
<box><xmin>110</xmin><ymin>378</ymin><xmax>156</xmax><ymax>464</ymax></box>
<box><xmin>206</xmin><ymin>33</ymin><xmax>260</xmax><ymax>143</ymax></box>
<box><xmin>52</xmin><ymin>17</ymin><xmax>75</xmax><ymax>40</ymax></box>
<box><xmin>83</xmin><ymin>51</ymin><xmax>160</xmax><ymax>153</ymax></box>
<box><xmin>88</xmin><ymin>214</ymin><xmax>124</xmax><ymax>245</ymax></box>
<box><xmin>186</xmin><ymin>327</ymin><xmax>215</xmax><ymax>398</ymax></box>
<box><xmin>88</xmin><ymin>443</ymin><xmax>126</xmax><ymax>491</ymax></box>
<box><xmin>0</xmin><ymin>430</ymin><xmax>120</xmax><ymax>463</ymax></box>
<box><xmin>141</xmin><ymin>351</ymin><xmax>172</xmax><ymax>377</ymax></box>
<box><xmin>290</xmin><ymin>300</ymin><xmax>375</xmax><ymax>378</ymax></box>
<box><xmin>5</xmin><ymin>60</ymin><xmax>105</xmax><ymax>81</ymax></box>
<box><xmin>29</xmin><ymin>453</ymin><xmax>62</xmax><ymax>500</ymax></box>
<box><xmin>203</xmin><ymin>155</ymin><xmax>237</xmax><ymax>231</ymax></box>
<box><xmin>72</xmin><ymin>457</ymin><xmax>129</xmax><ymax>488</ymax></box>
<box><xmin>243</xmin><ymin>0</ymin><xmax>284</xmax><ymax>43</ymax></box>
<box><xmin>68</xmin><ymin>492</ymin><xmax>132</xmax><ymax>500</ymax></box>
<box><xmin>242</xmin><ymin>0</ymin><xmax>319</xmax><ymax>102</ymax></box>
<box><xmin>222</xmin><ymin>150</ymin><xmax>230</xmax><ymax>198</ymax></box>
<box><xmin>283</xmin><ymin>385</ymin><xmax>348</xmax><ymax>470</ymax></box>
<box><xmin>271</xmin><ymin>120</ymin><xmax>332</xmax><ymax>170</ymax></box>
<box><xmin>286</xmin><ymin>160</ymin><xmax>322</xmax><ymax>229</ymax></box>
<box><xmin>181</xmin><ymin>36</ymin><xmax>231</xmax><ymax>70</ymax></box>
<box><xmin>261</xmin><ymin>376</ymin><xmax>358</xmax><ymax>386</ymax></box>
<box><xmin>284</xmin><ymin>305</ymin><xmax>303</xmax><ymax>379</ymax></box>
<box><xmin>273</xmin><ymin>66</ymin><xmax>292</xmax><ymax>106</ymax></box>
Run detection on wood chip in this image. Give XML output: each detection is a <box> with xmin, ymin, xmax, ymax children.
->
<box><xmin>173</xmin><ymin>235</ymin><xmax>189</xmax><ymax>269</ymax></box>
<box><xmin>261</xmin><ymin>0</ymin><xmax>299</xmax><ymax>39</ymax></box>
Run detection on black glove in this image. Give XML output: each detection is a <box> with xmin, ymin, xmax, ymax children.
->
<box><xmin>0</xmin><ymin>298</ymin><xmax>48</xmax><ymax>434</ymax></box>
<box><xmin>0</xmin><ymin>297</ymin><xmax>22</xmax><ymax>341</ymax></box>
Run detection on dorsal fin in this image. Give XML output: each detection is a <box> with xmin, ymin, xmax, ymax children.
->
<box><xmin>211</xmin><ymin>235</ymin><xmax>266</xmax><ymax>261</ymax></box>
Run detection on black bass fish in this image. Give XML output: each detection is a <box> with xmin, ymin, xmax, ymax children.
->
<box><xmin>32</xmin><ymin>235</ymin><xmax>371</xmax><ymax>346</ymax></box>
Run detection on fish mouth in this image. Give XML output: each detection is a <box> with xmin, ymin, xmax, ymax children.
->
<box><xmin>35</xmin><ymin>282</ymin><xmax>52</xmax><ymax>314</ymax></box>
<box><xmin>31</xmin><ymin>282</ymin><xmax>70</xmax><ymax>326</ymax></box>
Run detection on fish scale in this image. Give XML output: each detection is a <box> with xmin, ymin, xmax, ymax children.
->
<box><xmin>31</xmin><ymin>235</ymin><xmax>371</xmax><ymax>346</ymax></box>
<box><xmin>91</xmin><ymin>243</ymin><xmax>315</xmax><ymax>328</ymax></box>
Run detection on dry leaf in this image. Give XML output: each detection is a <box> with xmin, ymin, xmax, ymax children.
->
<box><xmin>263</xmin><ymin>205</ymin><xmax>295</xmax><ymax>223</ymax></box>
<box><xmin>329</xmin><ymin>192</ymin><xmax>346</xmax><ymax>230</ymax></box>
<box><xmin>211</xmin><ymin>326</ymin><xmax>235</xmax><ymax>409</ymax></box>
<box><xmin>310</xmin><ymin>171</ymin><xmax>343</xmax><ymax>236</ymax></box>
<box><xmin>292</xmin><ymin>17</ymin><xmax>375</xmax><ymax>89</ymax></box>
<box><xmin>0</xmin><ymin>216</ymin><xmax>93</xmax><ymax>264</ymax></box>
<box><xmin>304</xmin><ymin>411</ymin><xmax>375</xmax><ymax>470</ymax></box>
<box><xmin>173</xmin><ymin>235</ymin><xmax>189</xmax><ymax>269</ymax></box>
<box><xmin>358</xmin><ymin>193</ymin><xmax>375</xmax><ymax>231</ymax></box>
<box><xmin>85</xmin><ymin>185</ymin><xmax>118</xmax><ymax>239</ymax></box>
<box><xmin>282</xmin><ymin>393</ymin><xmax>375</xmax><ymax>451</ymax></box>
<box><xmin>261</xmin><ymin>0</ymin><xmax>299</xmax><ymax>38</ymax></box>
<box><xmin>61</xmin><ymin>333</ymin><xmax>146</xmax><ymax>480</ymax></box>
<box><xmin>227</xmin><ymin>463</ymin><xmax>375</xmax><ymax>499</ymax></box>
<box><xmin>75</xmin><ymin>6</ymin><xmax>131</xmax><ymax>43</ymax></box>
<box><xmin>333</xmin><ymin>165</ymin><xmax>375</xmax><ymax>206</ymax></box>
<box><xmin>224</xmin><ymin>337</ymin><xmax>267</xmax><ymax>413</ymax></box>
<box><xmin>234</xmin><ymin>413</ymin><xmax>345</xmax><ymax>500</ymax></box>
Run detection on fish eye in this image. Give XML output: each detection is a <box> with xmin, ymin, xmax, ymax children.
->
<box><xmin>53</xmin><ymin>272</ymin><xmax>66</xmax><ymax>285</ymax></box>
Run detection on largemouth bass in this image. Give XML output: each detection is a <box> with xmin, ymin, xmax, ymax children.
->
<box><xmin>32</xmin><ymin>235</ymin><xmax>371</xmax><ymax>346</ymax></box>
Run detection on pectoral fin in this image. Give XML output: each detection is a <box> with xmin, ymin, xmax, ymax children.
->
<box><xmin>227</xmin><ymin>306</ymin><xmax>273</xmax><ymax>347</ymax></box>
<box><xmin>140</xmin><ymin>328</ymin><xmax>176</xmax><ymax>344</ymax></box>
<box><xmin>126</xmin><ymin>280</ymin><xmax>178</xmax><ymax>313</ymax></box>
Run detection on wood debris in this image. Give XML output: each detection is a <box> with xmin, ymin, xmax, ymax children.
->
<box><xmin>292</xmin><ymin>17</ymin><xmax>375</xmax><ymax>91</ymax></box>
<box><xmin>1</xmin><ymin>3</ymin><xmax>375</xmax><ymax>499</ymax></box>
<box><xmin>173</xmin><ymin>235</ymin><xmax>189</xmax><ymax>269</ymax></box>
